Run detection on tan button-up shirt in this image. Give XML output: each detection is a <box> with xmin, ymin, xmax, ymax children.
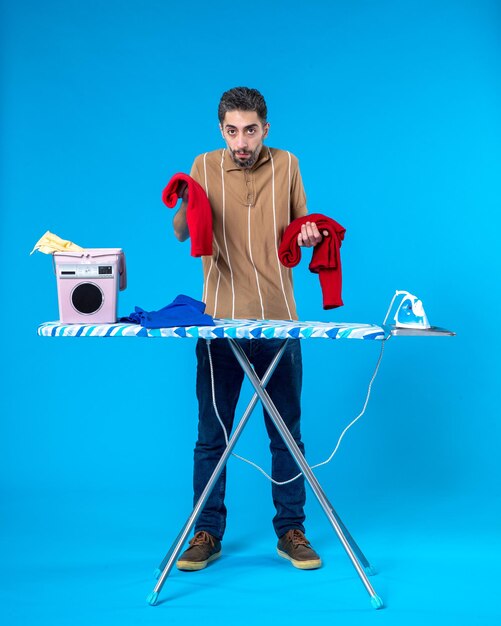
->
<box><xmin>190</xmin><ymin>146</ymin><xmax>307</xmax><ymax>320</ymax></box>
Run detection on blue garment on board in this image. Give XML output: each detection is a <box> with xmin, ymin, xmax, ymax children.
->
<box><xmin>120</xmin><ymin>294</ymin><xmax>214</xmax><ymax>328</ymax></box>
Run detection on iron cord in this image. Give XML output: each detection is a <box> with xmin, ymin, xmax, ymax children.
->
<box><xmin>206</xmin><ymin>335</ymin><xmax>391</xmax><ymax>486</ymax></box>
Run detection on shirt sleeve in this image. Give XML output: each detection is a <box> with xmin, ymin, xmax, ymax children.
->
<box><xmin>290</xmin><ymin>155</ymin><xmax>308</xmax><ymax>219</ymax></box>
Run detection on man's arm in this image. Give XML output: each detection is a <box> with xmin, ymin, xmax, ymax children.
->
<box><xmin>173</xmin><ymin>157</ymin><xmax>205</xmax><ymax>242</ymax></box>
<box><xmin>173</xmin><ymin>182</ymin><xmax>190</xmax><ymax>241</ymax></box>
<box><xmin>290</xmin><ymin>156</ymin><xmax>328</xmax><ymax>247</ymax></box>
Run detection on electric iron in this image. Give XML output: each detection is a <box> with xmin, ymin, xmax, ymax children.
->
<box><xmin>383</xmin><ymin>290</ymin><xmax>431</xmax><ymax>329</ymax></box>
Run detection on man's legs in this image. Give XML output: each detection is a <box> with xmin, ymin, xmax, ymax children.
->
<box><xmin>184</xmin><ymin>337</ymin><xmax>318</xmax><ymax>571</ymax></box>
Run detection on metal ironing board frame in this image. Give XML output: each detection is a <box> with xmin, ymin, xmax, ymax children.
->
<box><xmin>38</xmin><ymin>318</ymin><xmax>454</xmax><ymax>611</ymax></box>
<box><xmin>146</xmin><ymin>337</ymin><xmax>383</xmax><ymax>610</ymax></box>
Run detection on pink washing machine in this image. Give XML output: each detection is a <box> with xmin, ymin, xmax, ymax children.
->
<box><xmin>53</xmin><ymin>248</ymin><xmax>127</xmax><ymax>323</ymax></box>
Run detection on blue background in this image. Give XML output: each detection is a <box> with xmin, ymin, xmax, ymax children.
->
<box><xmin>1</xmin><ymin>0</ymin><xmax>500</xmax><ymax>624</ymax></box>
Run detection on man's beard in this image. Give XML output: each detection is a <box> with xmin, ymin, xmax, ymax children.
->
<box><xmin>229</xmin><ymin>145</ymin><xmax>261</xmax><ymax>169</ymax></box>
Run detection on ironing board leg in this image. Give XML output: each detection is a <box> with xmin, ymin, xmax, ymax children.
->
<box><xmin>323</xmin><ymin>495</ymin><xmax>375</xmax><ymax>575</ymax></box>
<box><xmin>147</xmin><ymin>339</ymin><xmax>290</xmax><ymax>606</ymax></box>
<box><xmin>228</xmin><ymin>339</ymin><xmax>384</xmax><ymax>609</ymax></box>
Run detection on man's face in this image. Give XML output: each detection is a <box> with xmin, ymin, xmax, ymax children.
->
<box><xmin>220</xmin><ymin>110</ymin><xmax>270</xmax><ymax>169</ymax></box>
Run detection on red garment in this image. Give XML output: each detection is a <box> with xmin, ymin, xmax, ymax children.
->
<box><xmin>162</xmin><ymin>173</ymin><xmax>213</xmax><ymax>257</ymax></box>
<box><xmin>278</xmin><ymin>214</ymin><xmax>346</xmax><ymax>309</ymax></box>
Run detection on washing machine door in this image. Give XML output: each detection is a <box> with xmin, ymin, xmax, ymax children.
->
<box><xmin>71</xmin><ymin>282</ymin><xmax>104</xmax><ymax>314</ymax></box>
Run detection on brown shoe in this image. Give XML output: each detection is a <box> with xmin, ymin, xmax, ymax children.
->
<box><xmin>277</xmin><ymin>529</ymin><xmax>322</xmax><ymax>570</ymax></box>
<box><xmin>176</xmin><ymin>531</ymin><xmax>222</xmax><ymax>571</ymax></box>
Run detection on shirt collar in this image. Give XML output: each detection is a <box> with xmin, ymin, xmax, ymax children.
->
<box><xmin>223</xmin><ymin>146</ymin><xmax>271</xmax><ymax>172</ymax></box>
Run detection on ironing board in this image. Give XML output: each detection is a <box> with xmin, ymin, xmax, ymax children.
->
<box><xmin>38</xmin><ymin>318</ymin><xmax>454</xmax><ymax>610</ymax></box>
<box><xmin>38</xmin><ymin>319</ymin><xmax>387</xmax><ymax>340</ymax></box>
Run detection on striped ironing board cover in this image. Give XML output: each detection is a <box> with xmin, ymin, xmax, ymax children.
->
<box><xmin>38</xmin><ymin>319</ymin><xmax>387</xmax><ymax>340</ymax></box>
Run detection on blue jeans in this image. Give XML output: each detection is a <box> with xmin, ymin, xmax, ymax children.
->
<box><xmin>193</xmin><ymin>338</ymin><xmax>306</xmax><ymax>540</ymax></box>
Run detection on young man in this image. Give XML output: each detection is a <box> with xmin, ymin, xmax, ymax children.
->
<box><xmin>173</xmin><ymin>87</ymin><xmax>326</xmax><ymax>571</ymax></box>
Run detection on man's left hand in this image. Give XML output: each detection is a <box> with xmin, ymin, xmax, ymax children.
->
<box><xmin>297</xmin><ymin>221</ymin><xmax>329</xmax><ymax>247</ymax></box>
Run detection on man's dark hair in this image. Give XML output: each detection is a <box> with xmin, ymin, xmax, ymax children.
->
<box><xmin>218</xmin><ymin>87</ymin><xmax>268</xmax><ymax>124</ymax></box>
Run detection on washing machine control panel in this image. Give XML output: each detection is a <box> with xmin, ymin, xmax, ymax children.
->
<box><xmin>58</xmin><ymin>264</ymin><xmax>114</xmax><ymax>278</ymax></box>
